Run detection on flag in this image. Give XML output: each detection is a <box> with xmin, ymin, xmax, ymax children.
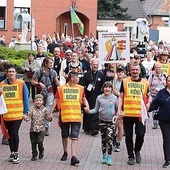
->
<box><xmin>70</xmin><ymin>7</ymin><xmax>84</xmax><ymax>35</ymax></box>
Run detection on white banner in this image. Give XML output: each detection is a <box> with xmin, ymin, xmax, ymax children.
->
<box><xmin>0</xmin><ymin>94</ymin><xmax>7</xmax><ymax>115</ymax></box>
<box><xmin>98</xmin><ymin>31</ymin><xmax>130</xmax><ymax>64</ymax></box>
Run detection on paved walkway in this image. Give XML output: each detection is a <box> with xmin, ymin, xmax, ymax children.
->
<box><xmin>0</xmin><ymin>104</ymin><xmax>164</xmax><ymax>170</ymax></box>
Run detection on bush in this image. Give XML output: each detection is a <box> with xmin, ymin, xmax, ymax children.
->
<box><xmin>0</xmin><ymin>46</ymin><xmax>52</xmax><ymax>73</ymax></box>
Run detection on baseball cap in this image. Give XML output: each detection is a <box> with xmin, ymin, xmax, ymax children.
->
<box><xmin>117</xmin><ymin>65</ymin><xmax>125</xmax><ymax>72</ymax></box>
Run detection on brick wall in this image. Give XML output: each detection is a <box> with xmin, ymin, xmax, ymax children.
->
<box><xmin>0</xmin><ymin>0</ymin><xmax>97</xmax><ymax>44</ymax></box>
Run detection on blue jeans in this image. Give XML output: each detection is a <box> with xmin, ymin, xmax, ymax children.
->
<box><xmin>60</xmin><ymin>120</ymin><xmax>81</xmax><ymax>139</ymax></box>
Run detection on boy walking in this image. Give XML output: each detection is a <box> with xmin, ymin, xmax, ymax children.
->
<box><xmin>27</xmin><ymin>94</ymin><xmax>52</xmax><ymax>161</ymax></box>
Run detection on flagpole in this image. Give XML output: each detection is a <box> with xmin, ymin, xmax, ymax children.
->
<box><xmin>71</xmin><ymin>21</ymin><xmax>74</xmax><ymax>39</ymax></box>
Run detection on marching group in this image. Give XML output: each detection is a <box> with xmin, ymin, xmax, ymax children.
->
<box><xmin>0</xmin><ymin>35</ymin><xmax>170</xmax><ymax>168</ymax></box>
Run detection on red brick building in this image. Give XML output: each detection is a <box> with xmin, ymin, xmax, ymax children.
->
<box><xmin>0</xmin><ymin>0</ymin><xmax>98</xmax><ymax>44</ymax></box>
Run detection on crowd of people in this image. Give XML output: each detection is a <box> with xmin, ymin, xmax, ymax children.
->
<box><xmin>0</xmin><ymin>34</ymin><xmax>170</xmax><ymax>168</ymax></box>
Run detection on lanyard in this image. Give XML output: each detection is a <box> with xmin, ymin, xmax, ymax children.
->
<box><xmin>91</xmin><ymin>71</ymin><xmax>99</xmax><ymax>90</ymax></box>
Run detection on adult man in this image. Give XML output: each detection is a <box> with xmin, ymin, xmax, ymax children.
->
<box><xmin>49</xmin><ymin>72</ymin><xmax>89</xmax><ymax>165</ymax></box>
<box><xmin>52</xmin><ymin>47</ymin><xmax>62</xmax><ymax>94</ymax></box>
<box><xmin>117</xmin><ymin>63</ymin><xmax>152</xmax><ymax>165</ymax></box>
<box><xmin>47</xmin><ymin>38</ymin><xmax>58</xmax><ymax>54</ymax></box>
<box><xmin>77</xmin><ymin>49</ymin><xmax>91</xmax><ymax>71</ymax></box>
<box><xmin>32</xmin><ymin>57</ymin><xmax>60</xmax><ymax>136</ymax></box>
<box><xmin>82</xmin><ymin>59</ymin><xmax>105</xmax><ymax>136</ymax></box>
<box><xmin>59</xmin><ymin>49</ymin><xmax>72</xmax><ymax>85</ymax></box>
<box><xmin>35</xmin><ymin>46</ymin><xmax>47</xmax><ymax>66</ymax></box>
<box><xmin>52</xmin><ymin>47</ymin><xmax>62</xmax><ymax>77</ymax></box>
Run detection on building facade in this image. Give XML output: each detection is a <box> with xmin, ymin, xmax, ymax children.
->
<box><xmin>0</xmin><ymin>0</ymin><xmax>98</xmax><ymax>44</ymax></box>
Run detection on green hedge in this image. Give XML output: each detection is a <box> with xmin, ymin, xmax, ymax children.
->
<box><xmin>0</xmin><ymin>45</ymin><xmax>52</xmax><ymax>73</ymax></box>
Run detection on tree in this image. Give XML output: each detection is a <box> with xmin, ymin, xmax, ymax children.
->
<box><xmin>98</xmin><ymin>0</ymin><xmax>131</xmax><ymax>20</ymax></box>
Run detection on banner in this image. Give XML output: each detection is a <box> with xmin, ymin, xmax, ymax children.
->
<box><xmin>0</xmin><ymin>94</ymin><xmax>7</xmax><ymax>115</ymax></box>
<box><xmin>98</xmin><ymin>32</ymin><xmax>130</xmax><ymax>64</ymax></box>
<box><xmin>70</xmin><ymin>6</ymin><xmax>84</xmax><ymax>35</ymax></box>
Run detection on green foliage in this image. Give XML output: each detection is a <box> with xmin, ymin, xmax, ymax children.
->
<box><xmin>98</xmin><ymin>0</ymin><xmax>131</xmax><ymax>20</ymax></box>
<box><xmin>0</xmin><ymin>46</ymin><xmax>52</xmax><ymax>73</ymax></box>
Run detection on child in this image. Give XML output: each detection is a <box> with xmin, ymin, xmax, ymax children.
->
<box><xmin>88</xmin><ymin>81</ymin><xmax>118</xmax><ymax>166</ymax></box>
<box><xmin>27</xmin><ymin>94</ymin><xmax>52</xmax><ymax>161</ymax></box>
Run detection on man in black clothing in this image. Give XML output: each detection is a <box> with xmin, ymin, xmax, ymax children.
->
<box><xmin>77</xmin><ymin>49</ymin><xmax>91</xmax><ymax>71</ymax></box>
<box><xmin>47</xmin><ymin>38</ymin><xmax>59</xmax><ymax>54</ymax></box>
<box><xmin>82</xmin><ymin>59</ymin><xmax>105</xmax><ymax>136</ymax></box>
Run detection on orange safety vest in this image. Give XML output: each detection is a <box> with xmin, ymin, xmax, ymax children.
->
<box><xmin>57</xmin><ymin>84</ymin><xmax>84</xmax><ymax>122</ymax></box>
<box><xmin>1</xmin><ymin>79</ymin><xmax>24</xmax><ymax>121</ymax></box>
<box><xmin>123</xmin><ymin>77</ymin><xmax>149</xmax><ymax>117</ymax></box>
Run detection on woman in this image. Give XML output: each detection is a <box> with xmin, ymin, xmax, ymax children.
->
<box><xmin>148</xmin><ymin>63</ymin><xmax>166</xmax><ymax>129</ymax></box>
<box><xmin>22</xmin><ymin>53</ymin><xmax>40</xmax><ymax>100</ymax></box>
<box><xmin>150</xmin><ymin>75</ymin><xmax>170</xmax><ymax>168</ymax></box>
<box><xmin>0</xmin><ymin>64</ymin><xmax>29</xmax><ymax>164</ymax></box>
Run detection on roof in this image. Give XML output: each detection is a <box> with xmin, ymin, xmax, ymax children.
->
<box><xmin>120</xmin><ymin>0</ymin><xmax>147</xmax><ymax>20</ymax></box>
<box><xmin>143</xmin><ymin>0</ymin><xmax>170</xmax><ymax>16</ymax></box>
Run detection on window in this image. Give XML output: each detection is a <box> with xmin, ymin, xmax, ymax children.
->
<box><xmin>164</xmin><ymin>20</ymin><xmax>170</xmax><ymax>27</ymax></box>
<box><xmin>0</xmin><ymin>7</ymin><xmax>5</xmax><ymax>29</ymax></box>
<box><xmin>14</xmin><ymin>7</ymin><xmax>30</xmax><ymax>30</ymax></box>
<box><xmin>124</xmin><ymin>26</ymin><xmax>133</xmax><ymax>32</ymax></box>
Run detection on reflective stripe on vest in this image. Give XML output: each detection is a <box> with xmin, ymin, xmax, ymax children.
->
<box><xmin>57</xmin><ymin>84</ymin><xmax>84</xmax><ymax>122</ymax></box>
<box><xmin>1</xmin><ymin>79</ymin><xmax>24</xmax><ymax>121</ymax></box>
<box><xmin>123</xmin><ymin>77</ymin><xmax>148</xmax><ymax>117</ymax></box>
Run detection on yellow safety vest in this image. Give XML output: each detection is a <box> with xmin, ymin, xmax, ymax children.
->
<box><xmin>1</xmin><ymin>79</ymin><xmax>24</xmax><ymax>121</ymax></box>
<box><xmin>57</xmin><ymin>84</ymin><xmax>84</xmax><ymax>122</ymax></box>
<box><xmin>123</xmin><ymin>77</ymin><xmax>148</xmax><ymax>117</ymax></box>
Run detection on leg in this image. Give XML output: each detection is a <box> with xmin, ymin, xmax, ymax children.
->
<box><xmin>99</xmin><ymin>121</ymin><xmax>107</xmax><ymax>155</ymax></box>
<box><xmin>37</xmin><ymin>132</ymin><xmax>45</xmax><ymax>159</ymax></box>
<box><xmin>107</xmin><ymin>122</ymin><xmax>114</xmax><ymax>165</ymax></box>
<box><xmin>60</xmin><ymin>120</ymin><xmax>69</xmax><ymax>161</ymax></box>
<box><xmin>123</xmin><ymin>117</ymin><xmax>135</xmax><ymax>158</ymax></box>
<box><xmin>44</xmin><ymin>93</ymin><xmax>54</xmax><ymax>136</ymax></box>
<box><xmin>70</xmin><ymin>122</ymin><xmax>81</xmax><ymax>165</ymax></box>
<box><xmin>31</xmin><ymin>84</ymin><xmax>36</xmax><ymax>101</ymax></box>
<box><xmin>30</xmin><ymin>132</ymin><xmax>38</xmax><ymax>160</ymax></box>
<box><xmin>159</xmin><ymin>121</ymin><xmax>170</xmax><ymax>162</ymax></box>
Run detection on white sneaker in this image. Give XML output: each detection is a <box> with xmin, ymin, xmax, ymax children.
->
<box><xmin>13</xmin><ymin>153</ymin><xmax>20</xmax><ymax>164</ymax></box>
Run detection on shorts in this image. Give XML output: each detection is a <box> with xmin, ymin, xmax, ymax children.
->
<box><xmin>60</xmin><ymin>120</ymin><xmax>81</xmax><ymax>139</ymax></box>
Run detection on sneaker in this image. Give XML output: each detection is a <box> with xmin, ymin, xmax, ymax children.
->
<box><xmin>163</xmin><ymin>161</ymin><xmax>170</xmax><ymax>168</ymax></box>
<box><xmin>114</xmin><ymin>142</ymin><xmax>121</xmax><ymax>152</ymax></box>
<box><xmin>61</xmin><ymin>152</ymin><xmax>68</xmax><ymax>161</ymax></box>
<box><xmin>39</xmin><ymin>151</ymin><xmax>44</xmax><ymax>159</ymax></box>
<box><xmin>152</xmin><ymin>124</ymin><xmax>158</xmax><ymax>129</ymax></box>
<box><xmin>135</xmin><ymin>152</ymin><xmax>141</xmax><ymax>163</ymax></box>
<box><xmin>8</xmin><ymin>153</ymin><xmax>14</xmax><ymax>162</ymax></box>
<box><xmin>31</xmin><ymin>156</ymin><xmax>37</xmax><ymax>161</ymax></box>
<box><xmin>101</xmin><ymin>154</ymin><xmax>107</xmax><ymax>164</ymax></box>
<box><xmin>91</xmin><ymin>130</ymin><xmax>99</xmax><ymax>136</ymax></box>
<box><xmin>127</xmin><ymin>157</ymin><xmax>134</xmax><ymax>165</ymax></box>
<box><xmin>70</xmin><ymin>156</ymin><xmax>80</xmax><ymax>165</ymax></box>
<box><xmin>13</xmin><ymin>153</ymin><xmax>20</xmax><ymax>164</ymax></box>
<box><xmin>2</xmin><ymin>136</ymin><xmax>9</xmax><ymax>145</ymax></box>
<box><xmin>107</xmin><ymin>154</ymin><xmax>113</xmax><ymax>166</ymax></box>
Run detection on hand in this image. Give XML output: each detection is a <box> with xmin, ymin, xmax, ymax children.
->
<box><xmin>25</xmin><ymin>68</ymin><xmax>30</xmax><ymax>71</ymax></box>
<box><xmin>47</xmin><ymin>114</ymin><xmax>53</xmax><ymax>122</ymax></box>
<box><xmin>113</xmin><ymin>89</ymin><xmax>120</xmax><ymax>97</ymax></box>
<box><xmin>146</xmin><ymin>103</ymin><xmax>150</xmax><ymax>111</ymax></box>
<box><xmin>84</xmin><ymin>106</ymin><xmax>90</xmax><ymax>113</ymax></box>
<box><xmin>23</xmin><ymin>114</ymin><xmax>29</xmax><ymax>121</ymax></box>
